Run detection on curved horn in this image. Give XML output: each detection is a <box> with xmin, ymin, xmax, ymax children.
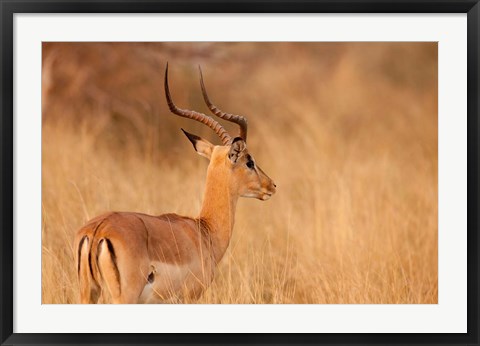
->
<box><xmin>199</xmin><ymin>66</ymin><xmax>248</xmax><ymax>142</ymax></box>
<box><xmin>164</xmin><ymin>63</ymin><xmax>232</xmax><ymax>146</ymax></box>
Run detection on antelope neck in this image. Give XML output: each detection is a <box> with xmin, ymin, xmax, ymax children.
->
<box><xmin>198</xmin><ymin>162</ymin><xmax>238</xmax><ymax>263</ymax></box>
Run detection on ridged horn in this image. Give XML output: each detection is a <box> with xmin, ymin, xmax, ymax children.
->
<box><xmin>164</xmin><ymin>63</ymin><xmax>232</xmax><ymax>146</ymax></box>
<box><xmin>199</xmin><ymin>66</ymin><xmax>248</xmax><ymax>142</ymax></box>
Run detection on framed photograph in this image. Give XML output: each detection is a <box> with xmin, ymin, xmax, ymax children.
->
<box><xmin>1</xmin><ymin>1</ymin><xmax>479</xmax><ymax>345</ymax></box>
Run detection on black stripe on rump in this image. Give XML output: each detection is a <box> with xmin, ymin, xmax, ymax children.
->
<box><xmin>88</xmin><ymin>246</ymin><xmax>95</xmax><ymax>279</ymax></box>
<box><xmin>106</xmin><ymin>239</ymin><xmax>121</xmax><ymax>293</ymax></box>
<box><xmin>88</xmin><ymin>218</ymin><xmax>108</xmax><ymax>281</ymax></box>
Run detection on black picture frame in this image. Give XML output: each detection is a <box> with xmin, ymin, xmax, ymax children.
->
<box><xmin>1</xmin><ymin>1</ymin><xmax>479</xmax><ymax>345</ymax></box>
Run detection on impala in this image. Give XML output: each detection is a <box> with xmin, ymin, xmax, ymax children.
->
<box><xmin>74</xmin><ymin>64</ymin><xmax>276</xmax><ymax>303</ymax></box>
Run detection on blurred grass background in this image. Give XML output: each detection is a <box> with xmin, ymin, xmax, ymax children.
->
<box><xmin>42</xmin><ymin>42</ymin><xmax>437</xmax><ymax>304</ymax></box>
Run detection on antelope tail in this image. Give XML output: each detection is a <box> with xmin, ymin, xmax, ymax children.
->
<box><xmin>96</xmin><ymin>238</ymin><xmax>122</xmax><ymax>299</ymax></box>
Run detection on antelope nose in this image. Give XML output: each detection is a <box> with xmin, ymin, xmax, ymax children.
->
<box><xmin>274</xmin><ymin>183</ymin><xmax>277</xmax><ymax>188</ymax></box>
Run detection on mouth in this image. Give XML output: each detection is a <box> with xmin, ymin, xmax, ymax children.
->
<box><xmin>261</xmin><ymin>192</ymin><xmax>273</xmax><ymax>201</ymax></box>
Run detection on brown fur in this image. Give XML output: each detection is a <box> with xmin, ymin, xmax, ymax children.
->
<box><xmin>75</xmin><ymin>136</ymin><xmax>276</xmax><ymax>303</ymax></box>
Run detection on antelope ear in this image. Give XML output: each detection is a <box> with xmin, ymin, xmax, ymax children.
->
<box><xmin>228</xmin><ymin>137</ymin><xmax>246</xmax><ymax>163</ymax></box>
<box><xmin>182</xmin><ymin>129</ymin><xmax>213</xmax><ymax>160</ymax></box>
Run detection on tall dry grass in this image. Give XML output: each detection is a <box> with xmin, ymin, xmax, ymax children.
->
<box><xmin>42</xmin><ymin>42</ymin><xmax>437</xmax><ymax>304</ymax></box>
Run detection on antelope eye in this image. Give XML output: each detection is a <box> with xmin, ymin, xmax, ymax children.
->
<box><xmin>246</xmin><ymin>160</ymin><xmax>255</xmax><ymax>169</ymax></box>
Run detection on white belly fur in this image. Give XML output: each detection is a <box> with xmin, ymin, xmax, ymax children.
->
<box><xmin>138</xmin><ymin>261</ymin><xmax>213</xmax><ymax>303</ymax></box>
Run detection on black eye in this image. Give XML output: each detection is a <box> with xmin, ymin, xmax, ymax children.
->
<box><xmin>246</xmin><ymin>160</ymin><xmax>255</xmax><ymax>169</ymax></box>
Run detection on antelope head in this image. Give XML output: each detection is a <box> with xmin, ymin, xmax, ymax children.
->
<box><xmin>164</xmin><ymin>64</ymin><xmax>276</xmax><ymax>201</ymax></box>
